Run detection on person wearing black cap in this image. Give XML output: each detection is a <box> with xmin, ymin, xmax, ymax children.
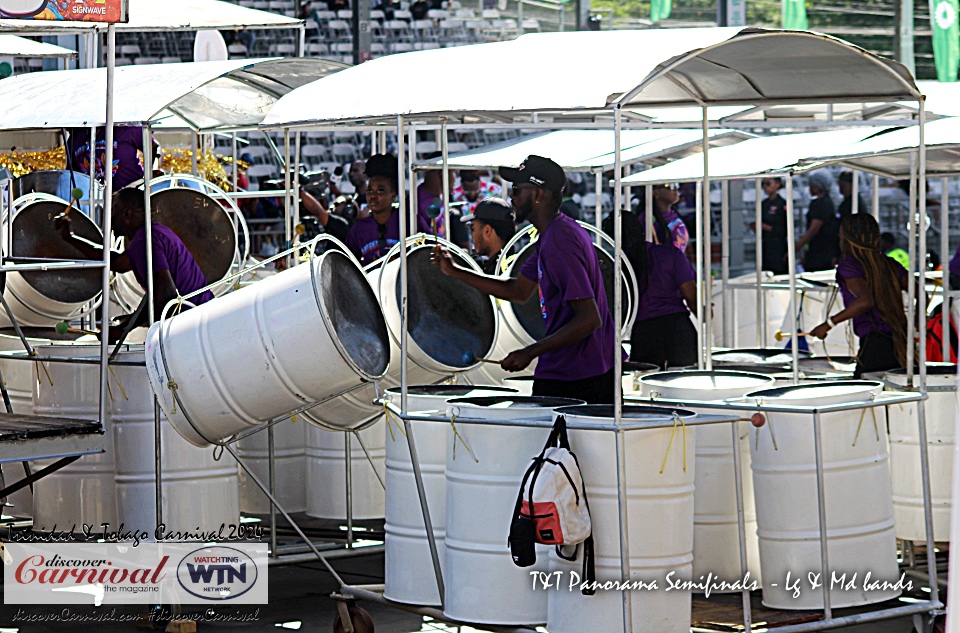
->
<box><xmin>461</xmin><ymin>197</ymin><xmax>516</xmax><ymax>274</ymax></box>
<box><xmin>346</xmin><ymin>153</ymin><xmax>430</xmax><ymax>265</ymax></box>
<box><xmin>433</xmin><ymin>155</ymin><xmax>619</xmax><ymax>404</ymax></box>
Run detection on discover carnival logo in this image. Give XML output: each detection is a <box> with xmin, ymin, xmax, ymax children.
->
<box><xmin>177</xmin><ymin>546</ymin><xmax>259</xmax><ymax>601</ymax></box>
<box><xmin>4</xmin><ymin>543</ymin><xmax>268</xmax><ymax>605</ymax></box>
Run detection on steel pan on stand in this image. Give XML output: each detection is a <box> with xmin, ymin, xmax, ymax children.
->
<box><xmin>12</xmin><ymin>171</ymin><xmax>92</xmax><ymax>213</ymax></box>
<box><xmin>1</xmin><ymin>198</ymin><xmax>103</xmax><ymax>328</ymax></box>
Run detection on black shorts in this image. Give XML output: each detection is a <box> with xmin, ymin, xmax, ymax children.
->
<box><xmin>630</xmin><ymin>311</ymin><xmax>698</xmax><ymax>370</ymax></box>
<box><xmin>855</xmin><ymin>331</ymin><xmax>901</xmax><ymax>378</ymax></box>
<box><xmin>533</xmin><ymin>368</ymin><xmax>616</xmax><ymax>405</ymax></box>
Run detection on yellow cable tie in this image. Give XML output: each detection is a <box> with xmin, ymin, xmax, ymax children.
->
<box><xmin>659</xmin><ymin>415</ymin><xmax>678</xmax><ymax>475</ymax></box>
<box><xmin>109</xmin><ymin>366</ymin><xmax>128</xmax><ymax>401</ymax></box>
<box><xmin>852</xmin><ymin>407</ymin><xmax>867</xmax><ymax>447</ymax></box>
<box><xmin>167</xmin><ymin>379</ymin><xmax>179</xmax><ymax>414</ymax></box>
<box><xmin>449</xmin><ymin>414</ymin><xmax>478</xmax><ymax>463</ymax></box>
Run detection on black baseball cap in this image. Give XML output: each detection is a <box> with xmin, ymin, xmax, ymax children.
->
<box><xmin>499</xmin><ymin>155</ymin><xmax>565</xmax><ymax>192</ymax></box>
<box><xmin>460</xmin><ymin>197</ymin><xmax>515</xmax><ymax>223</ymax></box>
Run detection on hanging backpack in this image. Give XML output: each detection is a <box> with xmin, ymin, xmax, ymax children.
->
<box><xmin>508</xmin><ymin>415</ymin><xmax>596</xmax><ymax>595</ymax></box>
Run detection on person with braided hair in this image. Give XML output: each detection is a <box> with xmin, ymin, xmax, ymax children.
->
<box><xmin>810</xmin><ymin>213</ymin><xmax>910</xmax><ymax>378</ymax></box>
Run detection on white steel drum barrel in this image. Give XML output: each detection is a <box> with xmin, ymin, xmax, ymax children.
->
<box><xmin>145</xmin><ymin>249</ymin><xmax>390</xmax><ymax>447</ymax></box>
<box><xmin>382</xmin><ymin>384</ymin><xmax>518</xmax><ymax>607</ymax></box>
<box><xmin>236</xmin><ymin>420</ymin><xmax>306</xmax><ymax>515</ymax></box>
<box><xmin>31</xmin><ymin>344</ymin><xmax>120</xmax><ymax>531</ymax></box>
<box><xmin>886</xmin><ymin>364</ymin><xmax>957</xmax><ymax>541</ymax></box>
<box><xmin>0</xmin><ymin>328</ymin><xmax>84</xmax><ymax>519</ymax></box>
<box><xmin>442</xmin><ymin>395</ymin><xmax>583</xmax><ymax>626</ymax></box>
<box><xmin>746</xmin><ymin>381</ymin><xmax>900</xmax><ymax>609</ymax></box>
<box><xmin>304</xmin><ymin>422</ymin><xmax>386</xmax><ymax>520</ymax></box>
<box><xmin>637</xmin><ymin>370</ymin><xmax>773</xmax><ymax>587</ymax></box>
<box><xmin>1</xmin><ymin>199</ymin><xmax>103</xmax><ymax>328</ymax></box>
<box><xmin>111</xmin><ymin>348</ymin><xmax>240</xmax><ymax>536</ymax></box>
<box><xmin>301</xmin><ymin>240</ymin><xmax>496</xmax><ymax>430</ymax></box>
<box><xmin>469</xmin><ymin>235</ymin><xmax>636</xmax><ymax>386</ymax></box>
<box><xmin>547</xmin><ymin>404</ymin><xmax>697</xmax><ymax>633</ymax></box>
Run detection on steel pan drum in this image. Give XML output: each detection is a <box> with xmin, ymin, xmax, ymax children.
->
<box><xmin>13</xmin><ymin>171</ymin><xmax>91</xmax><ymax>206</ymax></box>
<box><xmin>148</xmin><ymin>187</ymin><xmax>237</xmax><ymax>284</ymax></box>
<box><xmin>12</xmin><ymin>199</ymin><xmax>102</xmax><ymax>303</ymax></box>
<box><xmin>712</xmin><ymin>348</ymin><xmax>812</xmax><ymax>365</ymax></box>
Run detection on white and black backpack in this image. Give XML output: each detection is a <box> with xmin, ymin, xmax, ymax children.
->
<box><xmin>508</xmin><ymin>415</ymin><xmax>596</xmax><ymax>595</ymax></box>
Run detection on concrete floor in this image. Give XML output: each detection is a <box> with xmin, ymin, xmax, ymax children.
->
<box><xmin>0</xmin><ymin>548</ymin><xmax>928</xmax><ymax>633</ymax></box>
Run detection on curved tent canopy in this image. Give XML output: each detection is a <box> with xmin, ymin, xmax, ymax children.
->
<box><xmin>0</xmin><ymin>57</ymin><xmax>347</xmax><ymax>133</ymax></box>
<box><xmin>620</xmin><ymin>127</ymin><xmax>891</xmax><ymax>185</ymax></box>
<box><xmin>800</xmin><ymin>117</ymin><xmax>960</xmax><ymax>178</ymax></box>
<box><xmin>262</xmin><ymin>27</ymin><xmax>920</xmax><ymax>128</ymax></box>
<box><xmin>415</xmin><ymin>129</ymin><xmax>752</xmax><ymax>172</ymax></box>
<box><xmin>0</xmin><ymin>0</ymin><xmax>300</xmax><ymax>34</ymax></box>
<box><xmin>0</xmin><ymin>35</ymin><xmax>75</xmax><ymax>57</ymax></box>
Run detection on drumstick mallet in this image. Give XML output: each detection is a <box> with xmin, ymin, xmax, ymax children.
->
<box><xmin>773</xmin><ymin>329</ymin><xmax>811</xmax><ymax>341</ymax></box>
<box><xmin>461</xmin><ymin>351</ymin><xmax>500</xmax><ymax>365</ymax></box>
<box><xmin>55</xmin><ymin>321</ymin><xmax>99</xmax><ymax>337</ymax></box>
<box><xmin>426</xmin><ymin>202</ymin><xmax>442</xmax><ymax>244</ymax></box>
<box><xmin>53</xmin><ymin>187</ymin><xmax>85</xmax><ymax>221</ymax></box>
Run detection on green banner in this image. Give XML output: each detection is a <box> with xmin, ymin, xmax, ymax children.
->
<box><xmin>651</xmin><ymin>0</ymin><xmax>671</xmax><ymax>22</ymax></box>
<box><xmin>932</xmin><ymin>0</ymin><xmax>960</xmax><ymax>81</ymax></box>
<box><xmin>782</xmin><ymin>0</ymin><xmax>808</xmax><ymax>30</ymax></box>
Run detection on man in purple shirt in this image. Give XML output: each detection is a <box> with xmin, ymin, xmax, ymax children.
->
<box><xmin>432</xmin><ymin>155</ymin><xmax>618</xmax><ymax>404</ymax></box>
<box><xmin>68</xmin><ymin>126</ymin><xmax>157</xmax><ymax>189</ymax></box>
<box><xmin>57</xmin><ymin>188</ymin><xmax>212</xmax><ymax>340</ymax></box>
<box><xmin>346</xmin><ymin>153</ymin><xmax>431</xmax><ymax>265</ymax></box>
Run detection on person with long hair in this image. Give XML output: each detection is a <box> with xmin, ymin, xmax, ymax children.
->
<box><xmin>810</xmin><ymin>213</ymin><xmax>909</xmax><ymax>377</ymax></box>
<box><xmin>643</xmin><ymin>183</ymin><xmax>689</xmax><ymax>251</ymax></box>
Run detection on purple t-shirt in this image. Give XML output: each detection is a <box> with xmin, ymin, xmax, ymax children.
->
<box><xmin>69</xmin><ymin>126</ymin><xmax>146</xmax><ymax>189</ymax></box>
<box><xmin>836</xmin><ymin>254</ymin><xmax>906</xmax><ymax>338</ymax></box>
<box><xmin>636</xmin><ymin>242</ymin><xmax>696</xmax><ymax>322</ymax></box>
<box><xmin>124</xmin><ymin>223</ymin><xmax>213</xmax><ymax>305</ymax></box>
<box><xmin>950</xmin><ymin>243</ymin><xmax>960</xmax><ymax>277</ymax></box>
<box><xmin>519</xmin><ymin>214</ymin><xmax>618</xmax><ymax>381</ymax></box>
<box><xmin>346</xmin><ymin>210</ymin><xmax>431</xmax><ymax>265</ymax></box>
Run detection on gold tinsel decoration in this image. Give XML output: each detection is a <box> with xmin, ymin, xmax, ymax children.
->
<box><xmin>161</xmin><ymin>148</ymin><xmax>250</xmax><ymax>192</ymax></box>
<box><xmin>0</xmin><ymin>147</ymin><xmax>66</xmax><ymax>178</ymax></box>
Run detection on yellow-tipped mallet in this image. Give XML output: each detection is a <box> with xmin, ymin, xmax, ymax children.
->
<box><xmin>773</xmin><ymin>329</ymin><xmax>811</xmax><ymax>342</ymax></box>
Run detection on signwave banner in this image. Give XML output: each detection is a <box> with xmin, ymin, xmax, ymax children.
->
<box><xmin>0</xmin><ymin>0</ymin><xmax>127</xmax><ymax>23</ymax></box>
<box><xmin>4</xmin><ymin>543</ymin><xmax>269</xmax><ymax>605</ymax></box>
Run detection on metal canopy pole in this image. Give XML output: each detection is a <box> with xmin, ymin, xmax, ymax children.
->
<box><xmin>851</xmin><ymin>169</ymin><xmax>859</xmax><ymax>215</ymax></box>
<box><xmin>872</xmin><ymin>174</ymin><xmax>880</xmax><ymax>221</ymax></box>
<box><xmin>441</xmin><ymin>121</ymin><xmax>450</xmax><ymax>240</ymax></box>
<box><xmin>906</xmin><ymin>154</ymin><xmax>917</xmax><ymax>386</ymax></box>
<box><xmin>293</xmin><ymin>130</ymin><xmax>302</xmax><ymax>242</ymax></box>
<box><xmin>942</xmin><ymin>176</ymin><xmax>950</xmax><ymax>363</ymax></box>
<box><xmin>695</xmin><ymin>180</ymin><xmax>704</xmax><ymax>369</ymax></box>
<box><xmin>97</xmin><ymin>22</ymin><xmax>115</xmax><ymax>463</ymax></box>
<box><xmin>397</xmin><ymin>115</ymin><xmax>408</xmax><ymax>414</ymax></box>
<box><xmin>755</xmin><ymin>178</ymin><xmax>764</xmax><ymax>347</ymax></box>
<box><xmin>785</xmin><ymin>174</ymin><xmax>799</xmax><ymax>384</ymax></box>
<box><xmin>721</xmin><ymin>179</ymin><xmax>730</xmax><ymax>346</ymax></box>
<box><xmin>142</xmin><ymin>125</ymin><xmax>162</xmax><ymax>528</ymax></box>
<box><xmin>644</xmin><ymin>184</ymin><xmax>653</xmax><ymax>243</ymax></box>
<box><xmin>612</xmin><ymin>104</ymin><xmax>633</xmax><ymax>633</ymax></box>
<box><xmin>284</xmin><ymin>129</ymin><xmax>292</xmax><ymax>264</ymax></box>
<box><xmin>702</xmin><ymin>106</ymin><xmax>712</xmax><ymax>369</ymax></box>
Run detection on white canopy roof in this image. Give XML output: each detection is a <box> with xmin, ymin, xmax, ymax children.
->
<box><xmin>800</xmin><ymin>117</ymin><xmax>960</xmax><ymax>178</ymax></box>
<box><xmin>0</xmin><ymin>35</ymin><xmax>75</xmax><ymax>57</ymax></box>
<box><xmin>0</xmin><ymin>0</ymin><xmax>300</xmax><ymax>34</ymax></box>
<box><xmin>620</xmin><ymin>127</ymin><xmax>891</xmax><ymax>184</ymax></box>
<box><xmin>0</xmin><ymin>57</ymin><xmax>346</xmax><ymax>132</ymax></box>
<box><xmin>262</xmin><ymin>28</ymin><xmax>919</xmax><ymax>128</ymax></box>
<box><xmin>416</xmin><ymin>129</ymin><xmax>751</xmax><ymax>172</ymax></box>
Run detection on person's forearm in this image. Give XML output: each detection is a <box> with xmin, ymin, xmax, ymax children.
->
<box><xmin>523</xmin><ymin>310</ymin><xmax>600</xmax><ymax>360</ymax></box>
<box><xmin>828</xmin><ymin>296</ymin><xmax>873</xmax><ymax>325</ymax></box>
<box><xmin>447</xmin><ymin>264</ymin><xmax>528</xmax><ymax>303</ymax></box>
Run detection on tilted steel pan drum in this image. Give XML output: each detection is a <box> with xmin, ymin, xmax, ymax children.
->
<box><xmin>13</xmin><ymin>170</ymin><xmax>91</xmax><ymax>207</ymax></box>
<box><xmin>1</xmin><ymin>198</ymin><xmax>103</xmax><ymax>327</ymax></box>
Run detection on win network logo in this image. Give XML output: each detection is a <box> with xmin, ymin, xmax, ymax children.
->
<box><xmin>177</xmin><ymin>546</ymin><xmax>261</xmax><ymax>601</ymax></box>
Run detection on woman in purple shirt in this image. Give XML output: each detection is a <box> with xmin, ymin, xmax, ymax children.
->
<box><xmin>616</xmin><ymin>211</ymin><xmax>698</xmax><ymax>369</ymax></box>
<box><xmin>346</xmin><ymin>154</ymin><xmax>430</xmax><ymax>265</ymax></box>
<box><xmin>810</xmin><ymin>213</ymin><xmax>910</xmax><ymax>377</ymax></box>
